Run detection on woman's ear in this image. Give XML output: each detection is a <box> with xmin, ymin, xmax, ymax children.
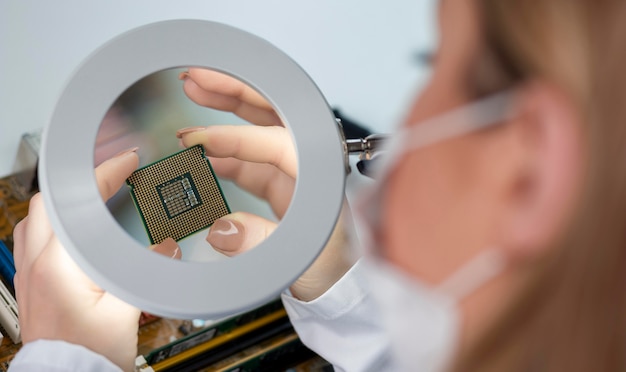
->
<box><xmin>497</xmin><ymin>81</ymin><xmax>584</xmax><ymax>260</ymax></box>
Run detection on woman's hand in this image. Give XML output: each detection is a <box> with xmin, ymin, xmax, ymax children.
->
<box><xmin>13</xmin><ymin>150</ymin><xmax>142</xmax><ymax>371</ymax></box>
<box><xmin>179</xmin><ymin>68</ymin><xmax>355</xmax><ymax>301</ymax></box>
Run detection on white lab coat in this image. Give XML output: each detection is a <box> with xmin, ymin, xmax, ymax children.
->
<box><xmin>8</xmin><ymin>261</ymin><xmax>394</xmax><ymax>371</ymax></box>
<box><xmin>9</xmin><ymin>339</ymin><xmax>123</xmax><ymax>371</ymax></box>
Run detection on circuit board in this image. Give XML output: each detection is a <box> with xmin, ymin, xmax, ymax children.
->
<box><xmin>0</xmin><ymin>173</ymin><xmax>36</xmax><ymax>369</ymax></box>
<box><xmin>0</xmin><ymin>175</ymin><xmax>33</xmax><ymax>247</ymax></box>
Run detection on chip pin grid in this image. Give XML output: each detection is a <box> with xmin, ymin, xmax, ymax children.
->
<box><xmin>126</xmin><ymin>145</ymin><xmax>230</xmax><ymax>244</ymax></box>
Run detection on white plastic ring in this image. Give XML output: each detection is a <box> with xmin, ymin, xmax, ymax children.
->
<box><xmin>40</xmin><ymin>20</ymin><xmax>345</xmax><ymax>318</ymax></box>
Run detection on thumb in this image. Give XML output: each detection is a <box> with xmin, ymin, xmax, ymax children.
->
<box><xmin>149</xmin><ymin>238</ymin><xmax>182</xmax><ymax>260</ymax></box>
<box><xmin>206</xmin><ymin>212</ymin><xmax>277</xmax><ymax>256</ymax></box>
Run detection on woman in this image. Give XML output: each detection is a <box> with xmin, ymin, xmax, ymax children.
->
<box><xmin>10</xmin><ymin>0</ymin><xmax>626</xmax><ymax>371</ymax></box>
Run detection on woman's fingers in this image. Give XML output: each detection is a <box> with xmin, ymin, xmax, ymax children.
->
<box><xmin>94</xmin><ymin>149</ymin><xmax>139</xmax><ymax>201</ymax></box>
<box><xmin>94</xmin><ymin>150</ymin><xmax>185</xmax><ymax>259</ymax></box>
<box><xmin>14</xmin><ymin>194</ymin><xmax>53</xmax><ymax>277</ymax></box>
<box><xmin>209</xmin><ymin>157</ymin><xmax>294</xmax><ymax>218</ymax></box>
<box><xmin>15</xmin><ymin>150</ymin><xmax>138</xmax><ymax>282</ymax></box>
<box><xmin>187</xmin><ymin>68</ymin><xmax>274</xmax><ymax>111</ymax></box>
<box><xmin>21</xmin><ymin>234</ymin><xmax>141</xmax><ymax>371</ymax></box>
<box><xmin>288</xmin><ymin>202</ymin><xmax>355</xmax><ymax>302</ymax></box>
<box><xmin>149</xmin><ymin>238</ymin><xmax>182</xmax><ymax>259</ymax></box>
<box><xmin>178</xmin><ymin>125</ymin><xmax>297</xmax><ymax>179</ymax></box>
<box><xmin>12</xmin><ymin>218</ymin><xmax>28</xmax><ymax>275</ymax></box>
<box><xmin>182</xmin><ymin>70</ymin><xmax>282</xmax><ymax>127</ymax></box>
<box><xmin>206</xmin><ymin>212</ymin><xmax>278</xmax><ymax>257</ymax></box>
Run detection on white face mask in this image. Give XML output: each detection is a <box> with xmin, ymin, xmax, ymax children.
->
<box><xmin>353</xmin><ymin>90</ymin><xmax>517</xmax><ymax>372</ymax></box>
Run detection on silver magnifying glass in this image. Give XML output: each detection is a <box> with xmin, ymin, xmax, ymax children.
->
<box><xmin>41</xmin><ymin>20</ymin><xmax>346</xmax><ymax>319</ymax></box>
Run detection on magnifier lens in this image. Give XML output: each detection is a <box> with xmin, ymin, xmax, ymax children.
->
<box><xmin>96</xmin><ymin>67</ymin><xmax>295</xmax><ymax>263</ymax></box>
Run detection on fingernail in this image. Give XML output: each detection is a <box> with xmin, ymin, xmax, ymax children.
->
<box><xmin>207</xmin><ymin>219</ymin><xmax>244</xmax><ymax>253</ymax></box>
<box><xmin>113</xmin><ymin>147</ymin><xmax>139</xmax><ymax>158</ymax></box>
<box><xmin>178</xmin><ymin>138</ymin><xmax>186</xmax><ymax>149</ymax></box>
<box><xmin>176</xmin><ymin>126</ymin><xmax>206</xmax><ymax>139</ymax></box>
<box><xmin>152</xmin><ymin>237</ymin><xmax>182</xmax><ymax>259</ymax></box>
<box><xmin>178</xmin><ymin>71</ymin><xmax>190</xmax><ymax>81</ymax></box>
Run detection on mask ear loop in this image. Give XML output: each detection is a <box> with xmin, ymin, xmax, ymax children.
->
<box><xmin>352</xmin><ymin>89</ymin><xmax>521</xmax><ymax>261</ymax></box>
<box><xmin>371</xmin><ymin>89</ymin><xmax>520</xmax><ymax>182</ymax></box>
<box><xmin>436</xmin><ymin>249</ymin><xmax>508</xmax><ymax>300</ymax></box>
<box><xmin>352</xmin><ymin>89</ymin><xmax>520</xmax><ymax>252</ymax></box>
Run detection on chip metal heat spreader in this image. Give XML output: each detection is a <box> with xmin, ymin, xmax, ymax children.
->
<box><xmin>126</xmin><ymin>145</ymin><xmax>230</xmax><ymax>244</ymax></box>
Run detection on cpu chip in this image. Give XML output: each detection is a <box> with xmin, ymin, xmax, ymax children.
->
<box><xmin>126</xmin><ymin>145</ymin><xmax>230</xmax><ymax>244</ymax></box>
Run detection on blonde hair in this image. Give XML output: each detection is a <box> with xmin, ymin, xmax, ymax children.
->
<box><xmin>456</xmin><ymin>1</ymin><xmax>626</xmax><ymax>371</ymax></box>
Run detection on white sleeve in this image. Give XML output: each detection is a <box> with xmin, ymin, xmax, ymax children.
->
<box><xmin>281</xmin><ymin>260</ymin><xmax>396</xmax><ymax>372</ymax></box>
<box><xmin>9</xmin><ymin>339</ymin><xmax>122</xmax><ymax>372</ymax></box>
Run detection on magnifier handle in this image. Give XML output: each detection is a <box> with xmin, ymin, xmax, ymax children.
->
<box><xmin>333</xmin><ymin>109</ymin><xmax>388</xmax><ymax>176</ymax></box>
<box><xmin>346</xmin><ymin>134</ymin><xmax>389</xmax><ymax>159</ymax></box>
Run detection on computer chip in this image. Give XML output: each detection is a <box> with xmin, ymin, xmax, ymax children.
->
<box><xmin>126</xmin><ymin>145</ymin><xmax>230</xmax><ymax>244</ymax></box>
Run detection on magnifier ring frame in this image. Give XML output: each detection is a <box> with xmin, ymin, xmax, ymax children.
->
<box><xmin>40</xmin><ymin>20</ymin><xmax>345</xmax><ymax>319</ymax></box>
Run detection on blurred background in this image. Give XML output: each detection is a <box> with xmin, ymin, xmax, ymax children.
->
<box><xmin>0</xmin><ymin>0</ymin><xmax>437</xmax><ymax>174</ymax></box>
<box><xmin>0</xmin><ymin>0</ymin><xmax>438</xmax><ymax>259</ymax></box>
